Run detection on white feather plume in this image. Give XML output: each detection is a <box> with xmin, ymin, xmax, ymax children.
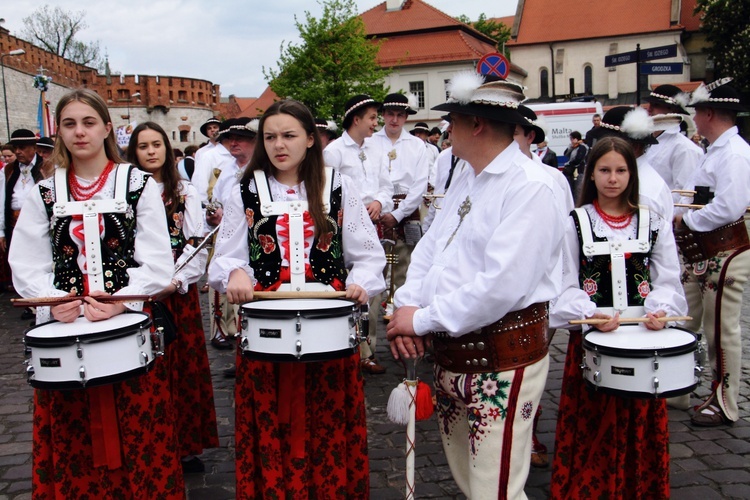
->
<box><xmin>447</xmin><ymin>71</ymin><xmax>485</xmax><ymax>104</ymax></box>
<box><xmin>406</xmin><ymin>92</ymin><xmax>419</xmax><ymax>111</ymax></box>
<box><xmin>326</xmin><ymin>120</ymin><xmax>338</xmax><ymax>132</ymax></box>
<box><xmin>620</xmin><ymin>107</ymin><xmax>654</xmax><ymax>139</ymax></box>
<box><xmin>673</xmin><ymin>91</ymin><xmax>690</xmax><ymax>109</ymax></box>
<box><xmin>690</xmin><ymin>84</ymin><xmax>710</xmax><ymax>105</ymax></box>
<box><xmin>247</xmin><ymin>119</ymin><xmax>260</xmax><ymax>133</ymax></box>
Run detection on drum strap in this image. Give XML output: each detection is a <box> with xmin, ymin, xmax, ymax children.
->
<box><xmin>575</xmin><ymin>206</ymin><xmax>650</xmax><ymax>315</ymax></box>
<box><xmin>254</xmin><ymin>168</ymin><xmax>334</xmax><ymax>291</ymax></box>
<box><xmin>53</xmin><ymin>165</ymin><xmax>131</xmax><ymax>292</ymax></box>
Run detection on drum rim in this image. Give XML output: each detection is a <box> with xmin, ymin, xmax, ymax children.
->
<box><xmin>28</xmin><ymin>362</ymin><xmax>154</xmax><ymax>390</ymax></box>
<box><xmin>583</xmin><ymin>379</ymin><xmax>699</xmax><ymax>399</ymax></box>
<box><xmin>582</xmin><ymin>326</ymin><xmax>697</xmax><ymax>358</ymax></box>
<box><xmin>242</xmin><ymin>346</ymin><xmax>357</xmax><ymax>363</ymax></box>
<box><xmin>241</xmin><ymin>299</ymin><xmax>355</xmax><ymax>320</ymax></box>
<box><xmin>24</xmin><ymin>312</ymin><xmax>152</xmax><ymax>347</ymax></box>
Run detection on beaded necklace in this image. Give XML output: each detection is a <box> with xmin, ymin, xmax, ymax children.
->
<box><xmin>593</xmin><ymin>198</ymin><xmax>633</xmax><ymax>229</ymax></box>
<box><xmin>68</xmin><ymin>161</ymin><xmax>115</xmax><ymax>201</ymax></box>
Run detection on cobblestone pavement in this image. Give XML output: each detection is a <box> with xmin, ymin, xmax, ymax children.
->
<box><xmin>0</xmin><ymin>285</ymin><xmax>748</xmax><ymax>499</ymax></box>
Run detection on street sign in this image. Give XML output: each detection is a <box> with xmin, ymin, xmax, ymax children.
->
<box><xmin>477</xmin><ymin>53</ymin><xmax>510</xmax><ymax>79</ymax></box>
<box><xmin>640</xmin><ymin>62</ymin><xmax>684</xmax><ymax>75</ymax></box>
<box><xmin>604</xmin><ymin>44</ymin><xmax>678</xmax><ymax>67</ymax></box>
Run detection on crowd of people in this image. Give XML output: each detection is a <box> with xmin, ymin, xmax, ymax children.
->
<box><xmin>1</xmin><ymin>73</ymin><xmax>748</xmax><ymax>499</ymax></box>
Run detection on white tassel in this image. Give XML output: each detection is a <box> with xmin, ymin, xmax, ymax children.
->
<box><xmin>620</xmin><ymin>107</ymin><xmax>653</xmax><ymax>139</ymax></box>
<box><xmin>448</xmin><ymin>71</ymin><xmax>485</xmax><ymax>104</ymax></box>
<box><xmin>387</xmin><ymin>382</ymin><xmax>411</xmax><ymax>425</ymax></box>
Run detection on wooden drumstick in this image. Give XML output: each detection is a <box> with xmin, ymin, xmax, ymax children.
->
<box><xmin>252</xmin><ymin>291</ymin><xmax>349</xmax><ymax>300</ymax></box>
<box><xmin>11</xmin><ymin>295</ymin><xmax>152</xmax><ymax>308</ymax></box>
<box><xmin>569</xmin><ymin>316</ymin><xmax>692</xmax><ymax>325</ymax></box>
<box><xmin>671</xmin><ymin>189</ymin><xmax>697</xmax><ymax>195</ymax></box>
<box><xmin>674</xmin><ymin>203</ymin><xmax>750</xmax><ymax>212</ymax></box>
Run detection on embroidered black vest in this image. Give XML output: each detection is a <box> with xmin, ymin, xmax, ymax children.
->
<box><xmin>40</xmin><ymin>166</ymin><xmax>147</xmax><ymax>295</ymax></box>
<box><xmin>572</xmin><ymin>209</ymin><xmax>658</xmax><ymax>308</ymax></box>
<box><xmin>166</xmin><ymin>193</ymin><xmax>188</xmax><ymax>263</ymax></box>
<box><xmin>239</xmin><ymin>174</ymin><xmax>347</xmax><ymax>289</ymax></box>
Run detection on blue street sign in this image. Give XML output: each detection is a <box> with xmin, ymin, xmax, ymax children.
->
<box><xmin>477</xmin><ymin>53</ymin><xmax>510</xmax><ymax>79</ymax></box>
<box><xmin>641</xmin><ymin>62</ymin><xmax>684</xmax><ymax>75</ymax></box>
<box><xmin>605</xmin><ymin>44</ymin><xmax>679</xmax><ymax>67</ymax></box>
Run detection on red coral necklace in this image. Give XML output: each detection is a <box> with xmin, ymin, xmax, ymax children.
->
<box><xmin>593</xmin><ymin>199</ymin><xmax>633</xmax><ymax>229</ymax></box>
<box><xmin>68</xmin><ymin>161</ymin><xmax>115</xmax><ymax>201</ymax></box>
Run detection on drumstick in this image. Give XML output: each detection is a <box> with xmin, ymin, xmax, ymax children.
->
<box><xmin>252</xmin><ymin>291</ymin><xmax>349</xmax><ymax>300</ymax></box>
<box><xmin>674</xmin><ymin>203</ymin><xmax>750</xmax><ymax>212</ymax></box>
<box><xmin>671</xmin><ymin>189</ymin><xmax>696</xmax><ymax>195</ymax></box>
<box><xmin>569</xmin><ymin>316</ymin><xmax>692</xmax><ymax>325</ymax></box>
<box><xmin>11</xmin><ymin>295</ymin><xmax>152</xmax><ymax>308</ymax></box>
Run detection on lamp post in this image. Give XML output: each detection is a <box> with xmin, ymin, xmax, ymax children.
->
<box><xmin>127</xmin><ymin>92</ymin><xmax>141</xmax><ymax>123</ymax></box>
<box><xmin>1</xmin><ymin>48</ymin><xmax>26</xmax><ymax>142</ymax></box>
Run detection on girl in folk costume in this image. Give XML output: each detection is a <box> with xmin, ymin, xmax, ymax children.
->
<box><xmin>549</xmin><ymin>137</ymin><xmax>687</xmax><ymax>499</ymax></box>
<box><xmin>208</xmin><ymin>99</ymin><xmax>386</xmax><ymax>498</ymax></box>
<box><xmin>127</xmin><ymin>122</ymin><xmax>219</xmax><ymax>473</ymax></box>
<box><xmin>8</xmin><ymin>89</ymin><xmax>185</xmax><ymax>499</ymax></box>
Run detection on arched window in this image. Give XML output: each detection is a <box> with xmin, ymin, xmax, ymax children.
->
<box><xmin>540</xmin><ymin>68</ymin><xmax>549</xmax><ymax>98</ymax></box>
<box><xmin>584</xmin><ymin>65</ymin><xmax>593</xmax><ymax>95</ymax></box>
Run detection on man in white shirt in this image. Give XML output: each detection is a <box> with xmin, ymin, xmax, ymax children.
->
<box><xmin>193</xmin><ymin>117</ymin><xmax>234</xmax><ymax>208</ymax></box>
<box><xmin>410</xmin><ymin>121</ymin><xmax>440</xmax><ymax>190</ymax></box>
<box><xmin>643</xmin><ymin>84</ymin><xmax>704</xmax><ymax>201</ymax></box>
<box><xmin>324</xmin><ymin>94</ymin><xmax>393</xmax><ymax>374</ymax></box>
<box><xmin>370</xmin><ymin>93</ymin><xmax>429</xmax><ymax>319</ymax></box>
<box><xmin>675</xmin><ymin>81</ymin><xmax>750</xmax><ymax>427</ymax></box>
<box><xmin>387</xmin><ymin>75</ymin><xmax>563</xmax><ymax>499</ymax></box>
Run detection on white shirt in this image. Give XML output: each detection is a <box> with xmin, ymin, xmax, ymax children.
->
<box><xmin>208</xmin><ymin>171</ymin><xmax>386</xmax><ymax>298</ymax></box>
<box><xmin>0</xmin><ymin>171</ymin><xmax>5</xmax><ymax>237</ymax></box>
<box><xmin>423</xmin><ymin>141</ymin><xmax>440</xmax><ymax>187</ymax></box>
<box><xmin>192</xmin><ymin>143</ymin><xmax>233</xmax><ymax>205</ymax></box>
<box><xmin>550</xmin><ymin>205</ymin><xmax>687</xmax><ymax>329</ymax></box>
<box><xmin>394</xmin><ymin>141</ymin><xmax>564</xmax><ymax>337</ymax></box>
<box><xmin>9</xmin><ymin>167</ymin><xmax>173</xmax><ymax>311</ymax></box>
<box><xmin>679</xmin><ymin>126</ymin><xmax>750</xmax><ymax>232</ymax></box>
<box><xmin>323</xmin><ymin>130</ymin><xmax>394</xmax><ymax>212</ymax></box>
<box><xmin>158</xmin><ymin>180</ymin><xmax>206</xmax><ymax>291</ymax></box>
<box><xmin>11</xmin><ymin>154</ymin><xmax>39</xmax><ymax>211</ymax></box>
<box><xmin>637</xmin><ymin>156</ymin><xmax>675</xmax><ymax>222</ymax></box>
<box><xmin>371</xmin><ymin>128</ymin><xmax>429</xmax><ymax>222</ymax></box>
<box><xmin>422</xmin><ymin>147</ymin><xmax>469</xmax><ymax>233</ymax></box>
<box><xmin>211</xmin><ymin>160</ymin><xmax>248</xmax><ymax>208</ymax></box>
<box><xmin>643</xmin><ymin>124</ymin><xmax>703</xmax><ymax>200</ymax></box>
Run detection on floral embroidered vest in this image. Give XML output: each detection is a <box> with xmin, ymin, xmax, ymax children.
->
<box><xmin>572</xmin><ymin>208</ymin><xmax>658</xmax><ymax>308</ymax></box>
<box><xmin>40</xmin><ymin>166</ymin><xmax>147</xmax><ymax>295</ymax></box>
<box><xmin>166</xmin><ymin>192</ymin><xmax>188</xmax><ymax>263</ymax></box>
<box><xmin>239</xmin><ymin>174</ymin><xmax>347</xmax><ymax>289</ymax></box>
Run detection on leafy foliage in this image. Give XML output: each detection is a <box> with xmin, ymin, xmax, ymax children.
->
<box><xmin>696</xmin><ymin>0</ymin><xmax>750</xmax><ymax>91</ymax></box>
<box><xmin>20</xmin><ymin>5</ymin><xmax>104</xmax><ymax>70</ymax></box>
<box><xmin>456</xmin><ymin>13</ymin><xmax>512</xmax><ymax>57</ymax></box>
<box><xmin>263</xmin><ymin>0</ymin><xmax>390</xmax><ymax>122</ymax></box>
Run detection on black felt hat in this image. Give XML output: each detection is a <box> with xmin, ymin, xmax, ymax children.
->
<box><xmin>217</xmin><ymin>118</ymin><xmax>258</xmax><ymax>140</ymax></box>
<box><xmin>36</xmin><ymin>137</ymin><xmax>55</xmax><ymax>149</ymax></box>
<box><xmin>200</xmin><ymin>117</ymin><xmax>222</xmax><ymax>138</ymax></box>
<box><xmin>689</xmin><ymin>80</ymin><xmax>747</xmax><ymax>112</ymax></box>
<box><xmin>9</xmin><ymin>129</ymin><xmax>37</xmax><ymax>146</ymax></box>
<box><xmin>644</xmin><ymin>84</ymin><xmax>690</xmax><ymax>114</ymax></box>
<box><xmin>381</xmin><ymin>93</ymin><xmax>418</xmax><ymax>115</ymax></box>
<box><xmin>599</xmin><ymin>106</ymin><xmax>658</xmax><ymax>145</ymax></box>
<box><xmin>517</xmin><ymin>105</ymin><xmax>546</xmax><ymax>144</ymax></box>
<box><xmin>432</xmin><ymin>74</ymin><xmax>527</xmax><ymax>127</ymax></box>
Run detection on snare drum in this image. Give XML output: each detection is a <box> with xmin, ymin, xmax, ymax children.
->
<box><xmin>240</xmin><ymin>299</ymin><xmax>362</xmax><ymax>362</ymax></box>
<box><xmin>582</xmin><ymin>324</ymin><xmax>699</xmax><ymax>398</ymax></box>
<box><xmin>24</xmin><ymin>312</ymin><xmax>158</xmax><ymax>390</ymax></box>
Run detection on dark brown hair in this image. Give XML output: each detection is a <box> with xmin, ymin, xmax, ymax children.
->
<box><xmin>127</xmin><ymin>122</ymin><xmax>181</xmax><ymax>217</ymax></box>
<box><xmin>577</xmin><ymin>136</ymin><xmax>639</xmax><ymax>211</ymax></box>
<box><xmin>243</xmin><ymin>99</ymin><xmax>329</xmax><ymax>235</ymax></box>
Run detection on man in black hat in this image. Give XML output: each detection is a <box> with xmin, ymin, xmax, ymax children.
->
<box><xmin>643</xmin><ymin>84</ymin><xmax>703</xmax><ymax>200</ymax></box>
<box><xmin>675</xmin><ymin>80</ymin><xmax>750</xmax><ymax>427</ymax></box>
<box><xmin>193</xmin><ymin>117</ymin><xmax>232</xmax><ymax>208</ymax></box>
<box><xmin>387</xmin><ymin>75</ymin><xmax>563</xmax><ymax>498</ymax></box>
<box><xmin>410</xmin><ymin>121</ymin><xmax>440</xmax><ymax>192</ymax></box>
<box><xmin>370</xmin><ymin>93</ymin><xmax>429</xmax><ymax>320</ymax></box>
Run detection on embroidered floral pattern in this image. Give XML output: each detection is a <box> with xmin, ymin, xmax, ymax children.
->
<box><xmin>637</xmin><ymin>279</ymin><xmax>651</xmax><ymax>298</ymax></box>
<box><xmin>521</xmin><ymin>401</ymin><xmax>534</xmax><ymax>421</ymax></box>
<box><xmin>316</xmin><ymin>231</ymin><xmax>333</xmax><ymax>252</ymax></box>
<box><xmin>582</xmin><ymin>278</ymin><xmax>598</xmax><ymax>297</ymax></box>
<box><xmin>170</xmin><ymin>212</ymin><xmax>183</xmax><ymax>237</ymax></box>
<box><xmin>259</xmin><ymin>234</ymin><xmax>276</xmax><ymax>254</ymax></box>
<box><xmin>245</xmin><ymin>208</ymin><xmax>255</xmax><ymax>228</ymax></box>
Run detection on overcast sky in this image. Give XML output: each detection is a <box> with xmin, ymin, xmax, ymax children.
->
<box><xmin>2</xmin><ymin>0</ymin><xmax>518</xmax><ymax>97</ymax></box>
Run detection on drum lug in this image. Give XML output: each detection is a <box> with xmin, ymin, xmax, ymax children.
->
<box><xmin>593</xmin><ymin>370</ymin><xmax>601</xmax><ymax>385</ymax></box>
<box><xmin>296</xmin><ymin>313</ymin><xmax>302</xmax><ymax>333</ymax></box>
<box><xmin>140</xmin><ymin>351</ymin><xmax>150</xmax><ymax>366</ymax></box>
<box><xmin>240</xmin><ymin>336</ymin><xmax>249</xmax><ymax>350</ymax></box>
<box><xmin>241</xmin><ymin>317</ymin><xmax>248</xmax><ymax>331</ymax></box>
<box><xmin>153</xmin><ymin>327</ymin><xmax>165</xmax><ymax>357</ymax></box>
<box><xmin>79</xmin><ymin>366</ymin><xmax>86</xmax><ymax>385</ymax></box>
<box><xmin>137</xmin><ymin>332</ymin><xmax>146</xmax><ymax>347</ymax></box>
<box><xmin>592</xmin><ymin>352</ymin><xmax>600</xmax><ymax>366</ymax></box>
<box><xmin>23</xmin><ymin>341</ymin><xmax>31</xmax><ymax>360</ymax></box>
<box><xmin>652</xmin><ymin>357</ymin><xmax>659</xmax><ymax>371</ymax></box>
<box><xmin>77</xmin><ymin>345</ymin><xmax>83</xmax><ymax>360</ymax></box>
<box><xmin>26</xmin><ymin>365</ymin><xmax>35</xmax><ymax>384</ymax></box>
<box><xmin>349</xmin><ymin>334</ymin><xmax>358</xmax><ymax>348</ymax></box>
<box><xmin>296</xmin><ymin>340</ymin><xmax>302</xmax><ymax>359</ymax></box>
<box><xmin>653</xmin><ymin>377</ymin><xmax>659</xmax><ymax>394</ymax></box>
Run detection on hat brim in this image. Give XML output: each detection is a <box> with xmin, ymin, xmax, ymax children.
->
<box><xmin>200</xmin><ymin>122</ymin><xmax>221</xmax><ymax>138</ymax></box>
<box><xmin>528</xmin><ymin>125</ymin><xmax>545</xmax><ymax>144</ymax></box>
<box><xmin>689</xmin><ymin>101</ymin><xmax>747</xmax><ymax>112</ymax></box>
<box><xmin>344</xmin><ymin>100</ymin><xmax>381</xmax><ymax>121</ymax></box>
<box><xmin>218</xmin><ymin>130</ymin><xmax>257</xmax><ymax>141</ymax></box>
<box><xmin>381</xmin><ymin>104</ymin><xmax>417</xmax><ymax>115</ymax></box>
<box><xmin>432</xmin><ymin>102</ymin><xmax>528</xmax><ymax>128</ymax></box>
<box><xmin>9</xmin><ymin>138</ymin><xmax>37</xmax><ymax>146</ymax></box>
<box><xmin>643</xmin><ymin>95</ymin><xmax>689</xmax><ymax>115</ymax></box>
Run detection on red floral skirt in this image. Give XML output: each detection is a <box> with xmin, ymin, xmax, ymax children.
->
<box><xmin>32</xmin><ymin>358</ymin><xmax>185</xmax><ymax>499</ymax></box>
<box><xmin>163</xmin><ymin>284</ymin><xmax>219</xmax><ymax>456</ymax></box>
<box><xmin>235</xmin><ymin>351</ymin><xmax>369</xmax><ymax>499</ymax></box>
<box><xmin>550</xmin><ymin>330</ymin><xmax>670</xmax><ymax>500</ymax></box>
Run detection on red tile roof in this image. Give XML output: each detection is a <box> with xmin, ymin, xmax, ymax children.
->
<box><xmin>681</xmin><ymin>0</ymin><xmax>702</xmax><ymax>32</ymax></box>
<box><xmin>375</xmin><ymin>30</ymin><xmax>497</xmax><ymax>67</ymax></box>
<box><xmin>361</xmin><ymin>0</ymin><xmax>465</xmax><ymax>35</ymax></box>
<box><xmin>238</xmin><ymin>87</ymin><xmax>280</xmax><ymax>118</ymax></box>
<box><xmin>513</xmin><ymin>0</ymin><xmax>683</xmax><ymax>45</ymax></box>
<box><xmin>490</xmin><ymin>16</ymin><xmax>516</xmax><ymax>28</ymax></box>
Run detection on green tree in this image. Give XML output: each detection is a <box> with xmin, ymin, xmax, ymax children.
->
<box><xmin>20</xmin><ymin>5</ymin><xmax>104</xmax><ymax>69</ymax></box>
<box><xmin>263</xmin><ymin>0</ymin><xmax>390</xmax><ymax>122</ymax></box>
<box><xmin>456</xmin><ymin>13</ymin><xmax>512</xmax><ymax>57</ymax></box>
<box><xmin>696</xmin><ymin>0</ymin><xmax>750</xmax><ymax>91</ymax></box>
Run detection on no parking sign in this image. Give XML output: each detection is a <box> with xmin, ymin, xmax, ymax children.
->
<box><xmin>477</xmin><ymin>53</ymin><xmax>510</xmax><ymax>80</ymax></box>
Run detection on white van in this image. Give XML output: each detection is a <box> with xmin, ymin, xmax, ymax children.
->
<box><xmin>527</xmin><ymin>102</ymin><xmax>604</xmax><ymax>163</ymax></box>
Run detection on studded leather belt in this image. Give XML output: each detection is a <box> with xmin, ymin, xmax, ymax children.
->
<box><xmin>431</xmin><ymin>302</ymin><xmax>549</xmax><ymax>374</ymax></box>
<box><xmin>676</xmin><ymin>218</ymin><xmax>749</xmax><ymax>264</ymax></box>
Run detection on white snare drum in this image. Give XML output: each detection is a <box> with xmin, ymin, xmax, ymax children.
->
<box><xmin>240</xmin><ymin>299</ymin><xmax>363</xmax><ymax>362</ymax></box>
<box><xmin>582</xmin><ymin>324</ymin><xmax>699</xmax><ymax>398</ymax></box>
<box><xmin>24</xmin><ymin>312</ymin><xmax>158</xmax><ymax>390</ymax></box>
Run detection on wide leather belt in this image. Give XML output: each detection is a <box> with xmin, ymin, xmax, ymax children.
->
<box><xmin>676</xmin><ymin>218</ymin><xmax>749</xmax><ymax>264</ymax></box>
<box><xmin>431</xmin><ymin>302</ymin><xmax>549</xmax><ymax>374</ymax></box>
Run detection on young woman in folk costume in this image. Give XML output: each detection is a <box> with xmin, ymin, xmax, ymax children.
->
<box><xmin>208</xmin><ymin>99</ymin><xmax>386</xmax><ymax>498</ymax></box>
<box><xmin>549</xmin><ymin>137</ymin><xmax>687</xmax><ymax>499</ymax></box>
<box><xmin>127</xmin><ymin>122</ymin><xmax>219</xmax><ymax>473</ymax></box>
<box><xmin>8</xmin><ymin>89</ymin><xmax>185</xmax><ymax>498</ymax></box>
